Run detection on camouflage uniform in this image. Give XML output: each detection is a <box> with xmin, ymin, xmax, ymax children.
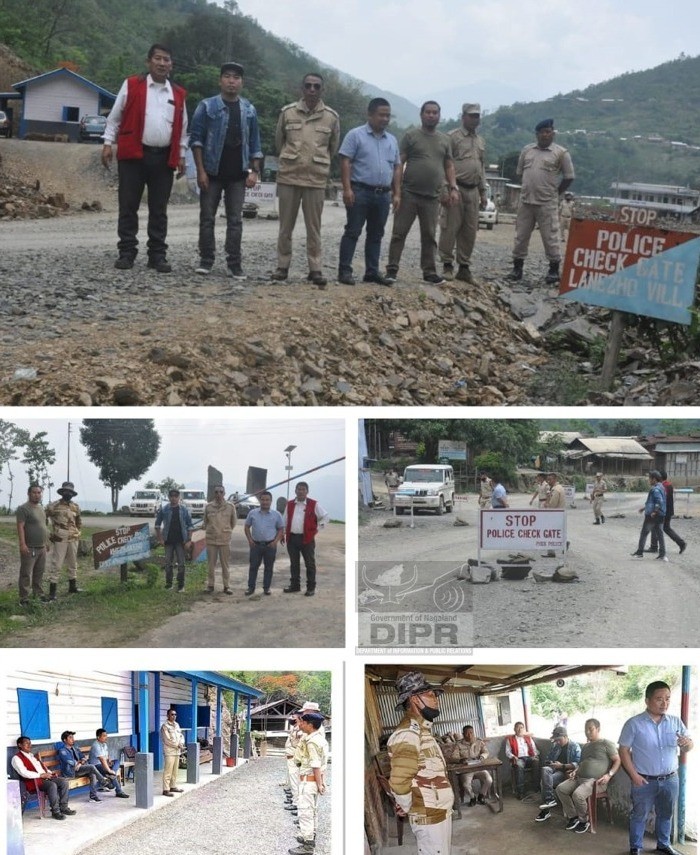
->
<box><xmin>388</xmin><ymin>713</ymin><xmax>453</xmax><ymax>854</ymax></box>
<box><xmin>275</xmin><ymin>99</ymin><xmax>340</xmax><ymax>273</ymax></box>
<box><xmin>45</xmin><ymin>498</ymin><xmax>82</xmax><ymax>583</ymax></box>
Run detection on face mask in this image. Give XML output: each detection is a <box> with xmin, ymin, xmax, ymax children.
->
<box><xmin>416</xmin><ymin>698</ymin><xmax>440</xmax><ymax>721</ymax></box>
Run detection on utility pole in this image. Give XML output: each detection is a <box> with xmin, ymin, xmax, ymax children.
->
<box><xmin>67</xmin><ymin>422</ymin><xmax>71</xmax><ymax>480</ymax></box>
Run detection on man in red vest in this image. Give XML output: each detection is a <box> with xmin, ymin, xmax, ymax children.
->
<box><xmin>11</xmin><ymin>735</ymin><xmax>76</xmax><ymax>820</ymax></box>
<box><xmin>505</xmin><ymin>721</ymin><xmax>540</xmax><ymax>798</ymax></box>
<box><xmin>102</xmin><ymin>44</ymin><xmax>188</xmax><ymax>273</ymax></box>
<box><xmin>284</xmin><ymin>482</ymin><xmax>329</xmax><ymax>597</ymax></box>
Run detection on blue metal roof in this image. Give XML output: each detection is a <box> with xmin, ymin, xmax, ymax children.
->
<box><xmin>166</xmin><ymin>671</ymin><xmax>264</xmax><ymax>698</ymax></box>
<box><xmin>12</xmin><ymin>67</ymin><xmax>115</xmax><ymax>100</ymax></box>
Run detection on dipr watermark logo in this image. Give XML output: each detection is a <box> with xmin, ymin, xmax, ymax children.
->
<box><xmin>357</xmin><ymin>562</ymin><xmax>473</xmax><ymax>651</ymax></box>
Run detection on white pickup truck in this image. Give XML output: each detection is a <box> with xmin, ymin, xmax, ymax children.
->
<box><xmin>129</xmin><ymin>489</ymin><xmax>164</xmax><ymax>516</ymax></box>
<box><xmin>180</xmin><ymin>488</ymin><xmax>207</xmax><ymax>517</ymax></box>
<box><xmin>394</xmin><ymin>464</ymin><xmax>455</xmax><ymax>515</ymax></box>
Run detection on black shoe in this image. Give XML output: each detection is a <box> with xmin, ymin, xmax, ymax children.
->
<box><xmin>270</xmin><ymin>268</ymin><xmax>288</xmax><ymax>281</ymax></box>
<box><xmin>337</xmin><ymin>273</ymin><xmax>356</xmax><ymax>285</ymax></box>
<box><xmin>162</xmin><ymin>790</ymin><xmax>174</xmax><ymax>797</ymax></box>
<box><xmin>601</xmin><ymin>515</ymin><xmax>605</xmax><ymax>523</ymax></box>
<box><xmin>169</xmin><ymin>787</ymin><xmax>183</xmax><ymax>793</ymax></box>
<box><xmin>363</xmin><ymin>273</ymin><xmax>393</xmax><ymax>286</ymax></box>
<box><xmin>195</xmin><ymin>260</ymin><xmax>213</xmax><ymax>274</ymax></box>
<box><xmin>114</xmin><ymin>255</ymin><xmax>134</xmax><ymax>270</ymax></box>
<box><xmin>228</xmin><ymin>265</ymin><xmax>247</xmax><ymax>280</ymax></box>
<box><xmin>574</xmin><ymin>819</ymin><xmax>590</xmax><ymax>833</ymax></box>
<box><xmin>423</xmin><ymin>272</ymin><xmax>446</xmax><ymax>285</ymax></box>
<box><xmin>244</xmin><ymin>589</ymin><xmax>255</xmax><ymax>596</ymax></box>
<box><xmin>147</xmin><ymin>258</ymin><xmax>172</xmax><ymax>273</ymax></box>
<box><xmin>52</xmin><ymin>811</ymin><xmax>66</xmax><ymax>820</ymax></box>
<box><xmin>477</xmin><ymin>794</ymin><xmax>485</xmax><ymax>805</ymax></box>
<box><xmin>176</xmin><ymin>585</ymin><xmax>184</xmax><ymax>593</ymax></box>
<box><xmin>304</xmin><ymin>590</ymin><xmax>315</xmax><ymax>597</ymax></box>
<box><xmin>655</xmin><ymin>555</ymin><xmax>669</xmax><ymax>562</ymax></box>
<box><xmin>679</xmin><ymin>542</ymin><xmax>687</xmax><ymax>554</ymax></box>
<box><xmin>655</xmin><ymin>845</ymin><xmax>681</xmax><ymax>855</ymax></box>
<box><xmin>631</xmin><ymin>552</ymin><xmax>644</xmax><ymax>558</ymax></box>
<box><xmin>644</xmin><ymin>547</ymin><xmax>658</xmax><ymax>553</ymax></box>
<box><xmin>593</xmin><ymin>520</ymin><xmax>601</xmax><ymax>525</ymax></box>
<box><xmin>224</xmin><ymin>588</ymin><xmax>233</xmax><ymax>595</ymax></box>
<box><xmin>565</xmin><ymin>817</ymin><xmax>580</xmax><ymax>830</ymax></box>
<box><xmin>384</xmin><ymin>267</ymin><xmax>398</xmax><ymax>284</ymax></box>
<box><xmin>545</xmin><ymin>261</ymin><xmax>560</xmax><ymax>284</ymax></box>
<box><xmin>115</xmin><ymin>792</ymin><xmax>130</xmax><ymax>798</ymax></box>
<box><xmin>442</xmin><ymin>263</ymin><xmax>454</xmax><ymax>281</ymax></box>
<box><xmin>630</xmin><ymin>849</ymin><xmax>640</xmax><ymax>855</ymax></box>
<box><xmin>264</xmin><ymin>590</ymin><xmax>271</xmax><ymax>595</ymax></box>
<box><xmin>89</xmin><ymin>793</ymin><xmax>101</xmax><ymax>802</ymax></box>
<box><xmin>68</xmin><ymin>579</ymin><xmax>82</xmax><ymax>594</ymax></box>
<box><xmin>284</xmin><ymin>803</ymin><xmax>298</xmax><ymax>810</ymax></box>
<box><xmin>468</xmin><ymin>796</ymin><xmax>476</xmax><ymax>807</ymax></box>
<box><xmin>535</xmin><ymin>809</ymin><xmax>551</xmax><ymax>822</ymax></box>
<box><xmin>165</xmin><ymin>582</ymin><xmax>173</xmax><ymax>589</ymax></box>
<box><xmin>506</xmin><ymin>261</ymin><xmax>524</xmax><ymax>281</ymax></box>
<box><xmin>455</xmin><ymin>265</ymin><xmax>475</xmax><ymax>284</ymax></box>
<box><xmin>19</xmin><ymin>599</ymin><xmax>30</xmax><ymax>607</ymax></box>
<box><xmin>61</xmin><ymin>807</ymin><xmax>77</xmax><ymax>816</ymax></box>
<box><xmin>308</xmin><ymin>270</ymin><xmax>327</xmax><ymax>287</ymax></box>
<box><xmin>283</xmin><ymin>586</ymin><xmax>301</xmax><ymax>593</ymax></box>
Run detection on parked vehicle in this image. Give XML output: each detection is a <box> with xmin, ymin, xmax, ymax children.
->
<box><xmin>227</xmin><ymin>491</ymin><xmax>260</xmax><ymax>519</ymax></box>
<box><xmin>129</xmin><ymin>489</ymin><xmax>164</xmax><ymax>516</ymax></box>
<box><xmin>0</xmin><ymin>110</ymin><xmax>11</xmax><ymax>138</ymax></box>
<box><xmin>394</xmin><ymin>464</ymin><xmax>455</xmax><ymax>515</ymax></box>
<box><xmin>478</xmin><ymin>198</ymin><xmax>498</xmax><ymax>230</ymax></box>
<box><xmin>79</xmin><ymin>114</ymin><xmax>107</xmax><ymax>142</ymax></box>
<box><xmin>180</xmin><ymin>488</ymin><xmax>206</xmax><ymax>517</ymax></box>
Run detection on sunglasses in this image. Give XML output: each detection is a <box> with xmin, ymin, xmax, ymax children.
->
<box><xmin>304</xmin><ymin>82</ymin><xmax>322</xmax><ymax>90</ymax></box>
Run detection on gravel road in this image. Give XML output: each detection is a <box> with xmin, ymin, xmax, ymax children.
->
<box><xmin>74</xmin><ymin>758</ymin><xmax>332</xmax><ymax>855</ymax></box>
<box><xmin>358</xmin><ymin>488</ymin><xmax>700</xmax><ymax>648</ymax></box>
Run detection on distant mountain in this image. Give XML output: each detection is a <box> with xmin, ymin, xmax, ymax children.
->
<box><xmin>427</xmin><ymin>79</ymin><xmax>534</xmax><ymax>122</ymax></box>
<box><xmin>333</xmin><ymin>70</ymin><xmax>419</xmax><ymax>127</ymax></box>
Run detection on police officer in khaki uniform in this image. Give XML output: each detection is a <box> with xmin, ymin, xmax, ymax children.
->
<box><xmin>283</xmin><ymin>712</ymin><xmax>302</xmax><ymax>814</ymax></box>
<box><xmin>288</xmin><ymin>710</ymin><xmax>328</xmax><ymax>855</ymax></box>
<box><xmin>388</xmin><ymin>671</ymin><xmax>454</xmax><ymax>855</ymax></box>
<box><xmin>507</xmin><ymin>118</ymin><xmax>574</xmax><ymax>285</ymax></box>
<box><xmin>590</xmin><ymin>472</ymin><xmax>607</xmax><ymax>524</ymax></box>
<box><xmin>478</xmin><ymin>471</ymin><xmax>493</xmax><ymax>509</ymax></box>
<box><xmin>203</xmin><ymin>485</ymin><xmax>237</xmax><ymax>593</ymax></box>
<box><xmin>453</xmin><ymin>725</ymin><xmax>492</xmax><ymax>806</ymax></box>
<box><xmin>545</xmin><ymin>472</ymin><xmax>566</xmax><ymax>510</ymax></box>
<box><xmin>45</xmin><ymin>481</ymin><xmax>82</xmax><ymax>599</ymax></box>
<box><xmin>438</xmin><ymin>103</ymin><xmax>488</xmax><ymax>284</ymax></box>
<box><xmin>272</xmin><ymin>73</ymin><xmax>340</xmax><ymax>287</ymax></box>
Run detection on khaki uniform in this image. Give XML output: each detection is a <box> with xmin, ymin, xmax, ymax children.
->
<box><xmin>546</xmin><ymin>483</ymin><xmax>566</xmax><ymax>510</ymax></box>
<box><xmin>203</xmin><ymin>500</ymin><xmax>237</xmax><ymax>590</ymax></box>
<box><xmin>537</xmin><ymin>481</ymin><xmax>551</xmax><ymax>507</ymax></box>
<box><xmin>559</xmin><ymin>196</ymin><xmax>575</xmax><ymax>242</ymax></box>
<box><xmin>591</xmin><ymin>478</ymin><xmax>607</xmax><ymax>520</ymax></box>
<box><xmin>160</xmin><ymin>719</ymin><xmax>185</xmax><ymax>793</ymax></box>
<box><xmin>275</xmin><ymin>99</ymin><xmax>340</xmax><ymax>272</ymax></box>
<box><xmin>45</xmin><ymin>499</ymin><xmax>81</xmax><ymax>583</ymax></box>
<box><xmin>513</xmin><ymin>142</ymin><xmax>575</xmax><ymax>263</ymax></box>
<box><xmin>295</xmin><ymin>728</ymin><xmax>329</xmax><ymax>843</ymax></box>
<box><xmin>388</xmin><ymin>714</ymin><xmax>453</xmax><ymax>855</ymax></box>
<box><xmin>285</xmin><ymin>723</ymin><xmax>303</xmax><ymax>804</ymax></box>
<box><xmin>454</xmin><ymin>737</ymin><xmax>492</xmax><ymax>800</ymax></box>
<box><xmin>438</xmin><ymin>128</ymin><xmax>486</xmax><ymax>268</ymax></box>
<box><xmin>478</xmin><ymin>478</ymin><xmax>493</xmax><ymax>510</ymax></box>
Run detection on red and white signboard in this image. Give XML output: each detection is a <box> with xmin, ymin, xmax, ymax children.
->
<box><xmin>479</xmin><ymin>509</ymin><xmax>567</xmax><ymax>551</ymax></box>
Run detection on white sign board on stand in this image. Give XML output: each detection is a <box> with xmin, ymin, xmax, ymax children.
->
<box><xmin>478</xmin><ymin>508</ymin><xmax>567</xmax><ymax>563</ymax></box>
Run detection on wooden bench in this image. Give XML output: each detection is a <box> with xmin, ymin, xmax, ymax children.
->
<box><xmin>30</xmin><ymin>746</ymin><xmax>93</xmax><ymax>817</ymax></box>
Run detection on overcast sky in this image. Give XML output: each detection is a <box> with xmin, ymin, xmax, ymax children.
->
<box><xmin>235</xmin><ymin>0</ymin><xmax>699</xmax><ymax>116</ymax></box>
<box><xmin>3</xmin><ymin>417</ymin><xmax>345</xmax><ymax>519</ymax></box>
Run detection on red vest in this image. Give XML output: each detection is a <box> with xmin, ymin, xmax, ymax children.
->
<box><xmin>116</xmin><ymin>75</ymin><xmax>186</xmax><ymax>170</ymax></box>
<box><xmin>15</xmin><ymin>751</ymin><xmax>46</xmax><ymax>792</ymax></box>
<box><xmin>508</xmin><ymin>734</ymin><xmax>536</xmax><ymax>758</ymax></box>
<box><xmin>286</xmin><ymin>498</ymin><xmax>318</xmax><ymax>545</ymax></box>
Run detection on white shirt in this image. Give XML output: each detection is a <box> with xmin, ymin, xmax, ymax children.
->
<box><xmin>12</xmin><ymin>750</ymin><xmax>45</xmax><ymax>779</ymax></box>
<box><xmin>104</xmin><ymin>73</ymin><xmax>188</xmax><ymax>154</ymax></box>
<box><xmin>289</xmin><ymin>498</ymin><xmax>329</xmax><ymax>534</ymax></box>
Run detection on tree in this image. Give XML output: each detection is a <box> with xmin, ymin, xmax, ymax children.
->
<box><xmin>80</xmin><ymin>420</ymin><xmax>161</xmax><ymax>512</ymax></box>
<box><xmin>19</xmin><ymin>430</ymin><xmax>56</xmax><ymax>499</ymax></box>
<box><xmin>0</xmin><ymin>420</ymin><xmax>26</xmax><ymax>512</ymax></box>
<box><xmin>145</xmin><ymin>476</ymin><xmax>184</xmax><ymax>495</ymax></box>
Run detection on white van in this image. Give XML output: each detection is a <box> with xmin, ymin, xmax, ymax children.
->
<box><xmin>180</xmin><ymin>488</ymin><xmax>206</xmax><ymax>517</ymax></box>
<box><xmin>394</xmin><ymin>464</ymin><xmax>455</xmax><ymax>515</ymax></box>
<box><xmin>129</xmin><ymin>489</ymin><xmax>164</xmax><ymax>516</ymax></box>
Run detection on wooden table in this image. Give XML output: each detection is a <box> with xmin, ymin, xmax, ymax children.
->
<box><xmin>447</xmin><ymin>758</ymin><xmax>503</xmax><ymax>818</ymax></box>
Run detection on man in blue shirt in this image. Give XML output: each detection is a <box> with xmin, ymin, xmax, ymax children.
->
<box><xmin>89</xmin><ymin>729</ymin><xmax>130</xmax><ymax>798</ymax></box>
<box><xmin>631</xmin><ymin>470</ymin><xmax>667</xmax><ymax>561</ymax></box>
<box><xmin>58</xmin><ymin>731</ymin><xmax>110</xmax><ymax>801</ymax></box>
<box><xmin>491</xmin><ymin>479</ymin><xmax>508</xmax><ymax>508</ymax></box>
<box><xmin>535</xmin><ymin>725</ymin><xmax>582</xmax><ymax>821</ymax></box>
<box><xmin>337</xmin><ymin>98</ymin><xmax>402</xmax><ymax>286</ymax></box>
<box><xmin>244</xmin><ymin>490</ymin><xmax>285</xmax><ymax>595</ymax></box>
<box><xmin>155</xmin><ymin>489</ymin><xmax>194</xmax><ymax>592</ymax></box>
<box><xmin>619</xmin><ymin>680</ymin><xmax>693</xmax><ymax>855</ymax></box>
<box><xmin>189</xmin><ymin>61</ymin><xmax>263</xmax><ymax>279</ymax></box>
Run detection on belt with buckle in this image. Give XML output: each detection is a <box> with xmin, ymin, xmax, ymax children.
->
<box><xmin>640</xmin><ymin>771</ymin><xmax>676</xmax><ymax>780</ymax></box>
<box><xmin>352</xmin><ymin>181</ymin><xmax>391</xmax><ymax>193</ymax></box>
<box><xmin>253</xmin><ymin>540</ymin><xmax>274</xmax><ymax>545</ymax></box>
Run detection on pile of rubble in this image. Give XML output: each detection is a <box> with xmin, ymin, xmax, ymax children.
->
<box><xmin>0</xmin><ymin>157</ymin><xmax>69</xmax><ymax>218</ymax></box>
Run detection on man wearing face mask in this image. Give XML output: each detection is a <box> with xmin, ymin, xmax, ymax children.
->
<box><xmin>388</xmin><ymin>671</ymin><xmax>454</xmax><ymax>855</ymax></box>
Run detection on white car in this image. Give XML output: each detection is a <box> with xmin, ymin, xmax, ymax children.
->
<box><xmin>129</xmin><ymin>489</ymin><xmax>164</xmax><ymax>516</ymax></box>
<box><xmin>479</xmin><ymin>199</ymin><xmax>498</xmax><ymax>230</ymax></box>
<box><xmin>180</xmin><ymin>488</ymin><xmax>206</xmax><ymax>517</ymax></box>
<box><xmin>394</xmin><ymin>464</ymin><xmax>455</xmax><ymax>515</ymax></box>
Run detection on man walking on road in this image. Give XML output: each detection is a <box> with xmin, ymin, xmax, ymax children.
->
<box><xmin>385</xmin><ymin>101</ymin><xmax>458</xmax><ymax>285</ymax></box>
<box><xmin>272</xmin><ymin>73</ymin><xmax>340</xmax><ymax>287</ymax></box>
<box><xmin>619</xmin><ymin>680</ymin><xmax>693</xmax><ymax>855</ymax></box>
<box><xmin>16</xmin><ymin>483</ymin><xmax>49</xmax><ymax>606</ymax></box>
<box><xmin>631</xmin><ymin>470</ymin><xmax>667</xmax><ymax>561</ymax></box>
<box><xmin>649</xmin><ymin>470</ymin><xmax>687</xmax><ymax>555</ymax></box>
<box><xmin>506</xmin><ymin>118</ymin><xmax>574</xmax><ymax>285</ymax></box>
<box><xmin>102</xmin><ymin>44</ymin><xmax>188</xmax><ymax>273</ymax></box>
<box><xmin>203</xmin><ymin>484</ymin><xmax>237</xmax><ymax>594</ymax></box>
<box><xmin>337</xmin><ymin>98</ymin><xmax>401</xmax><ymax>286</ymax></box>
<box><xmin>189</xmin><ymin>61</ymin><xmax>263</xmax><ymax>279</ymax></box>
<box><xmin>438</xmin><ymin>103</ymin><xmax>488</xmax><ymax>284</ymax></box>
<box><xmin>284</xmin><ymin>482</ymin><xmax>329</xmax><ymax>597</ymax></box>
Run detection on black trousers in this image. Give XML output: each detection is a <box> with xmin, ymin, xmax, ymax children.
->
<box><xmin>286</xmin><ymin>534</ymin><xmax>316</xmax><ymax>591</ymax></box>
<box><xmin>38</xmin><ymin>776</ymin><xmax>69</xmax><ymax>813</ymax></box>
<box><xmin>117</xmin><ymin>149</ymin><xmax>174</xmax><ymax>260</ymax></box>
<box><xmin>651</xmin><ymin>514</ymin><xmax>685</xmax><ymax>550</ymax></box>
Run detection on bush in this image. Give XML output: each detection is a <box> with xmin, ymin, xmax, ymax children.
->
<box><xmin>473</xmin><ymin>452</ymin><xmax>513</xmax><ymax>487</ymax></box>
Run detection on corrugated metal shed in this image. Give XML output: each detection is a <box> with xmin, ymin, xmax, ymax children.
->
<box><xmin>570</xmin><ymin>437</ymin><xmax>652</xmax><ymax>459</ymax></box>
<box><xmin>655</xmin><ymin>442</ymin><xmax>700</xmax><ymax>453</ymax></box>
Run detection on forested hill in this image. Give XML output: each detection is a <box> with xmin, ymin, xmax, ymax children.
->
<box><xmin>474</xmin><ymin>53</ymin><xmax>700</xmax><ymax>195</ymax></box>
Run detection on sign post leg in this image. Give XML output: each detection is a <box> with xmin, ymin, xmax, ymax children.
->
<box><xmin>600</xmin><ymin>310</ymin><xmax>626</xmax><ymax>391</ymax></box>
